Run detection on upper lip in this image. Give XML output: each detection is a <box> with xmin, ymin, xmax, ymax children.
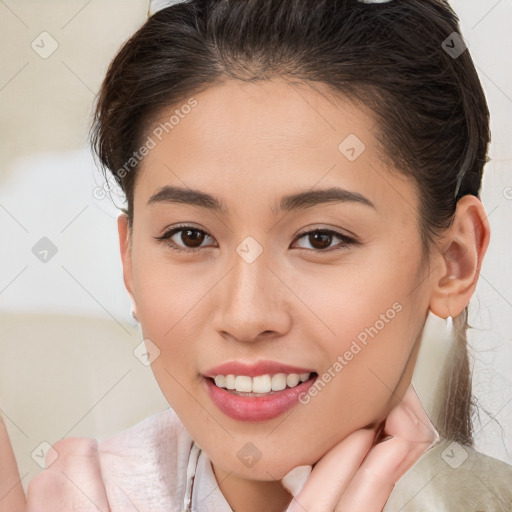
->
<box><xmin>202</xmin><ymin>360</ymin><xmax>316</xmax><ymax>378</ymax></box>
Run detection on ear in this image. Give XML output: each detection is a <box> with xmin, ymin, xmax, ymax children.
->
<box><xmin>117</xmin><ymin>213</ymin><xmax>137</xmax><ymax>318</ymax></box>
<box><xmin>429</xmin><ymin>195</ymin><xmax>491</xmax><ymax>319</ymax></box>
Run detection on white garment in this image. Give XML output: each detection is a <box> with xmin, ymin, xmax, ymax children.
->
<box><xmin>99</xmin><ymin>407</ymin><xmax>231</xmax><ymax>512</ymax></box>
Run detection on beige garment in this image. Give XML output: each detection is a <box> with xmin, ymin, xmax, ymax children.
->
<box><xmin>383</xmin><ymin>437</ymin><xmax>512</xmax><ymax>511</ymax></box>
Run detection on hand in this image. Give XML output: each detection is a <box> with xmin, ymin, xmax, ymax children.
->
<box><xmin>281</xmin><ymin>383</ymin><xmax>439</xmax><ymax>512</ymax></box>
<box><xmin>0</xmin><ymin>414</ymin><xmax>26</xmax><ymax>512</ymax></box>
<box><xmin>0</xmin><ymin>414</ymin><xmax>110</xmax><ymax>512</ymax></box>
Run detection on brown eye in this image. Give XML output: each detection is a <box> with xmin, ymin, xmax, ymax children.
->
<box><xmin>308</xmin><ymin>231</ymin><xmax>333</xmax><ymax>250</ymax></box>
<box><xmin>155</xmin><ymin>226</ymin><xmax>215</xmax><ymax>252</ymax></box>
<box><xmin>179</xmin><ymin>228</ymin><xmax>206</xmax><ymax>248</ymax></box>
<box><xmin>293</xmin><ymin>229</ymin><xmax>356</xmax><ymax>252</ymax></box>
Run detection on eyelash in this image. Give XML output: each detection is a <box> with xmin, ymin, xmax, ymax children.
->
<box><xmin>154</xmin><ymin>225</ymin><xmax>357</xmax><ymax>254</ymax></box>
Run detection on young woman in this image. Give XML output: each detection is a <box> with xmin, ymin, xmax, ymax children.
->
<box><xmin>2</xmin><ymin>0</ymin><xmax>511</xmax><ymax>510</ymax></box>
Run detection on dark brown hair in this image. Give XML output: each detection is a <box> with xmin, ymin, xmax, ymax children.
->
<box><xmin>90</xmin><ymin>0</ymin><xmax>490</xmax><ymax>446</ymax></box>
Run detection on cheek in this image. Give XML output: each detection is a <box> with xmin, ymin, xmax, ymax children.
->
<box><xmin>130</xmin><ymin>249</ymin><xmax>213</xmax><ymax>400</ymax></box>
<box><xmin>297</xmin><ymin>253</ymin><xmax>418</xmax><ymax>358</ymax></box>
<box><xmin>131</xmin><ymin>245</ymin><xmax>203</xmax><ymax>335</ymax></box>
<box><xmin>297</xmin><ymin>305</ymin><xmax>421</xmax><ymax>451</ymax></box>
<box><xmin>295</xmin><ymin>253</ymin><xmax>424</xmax><ymax>418</ymax></box>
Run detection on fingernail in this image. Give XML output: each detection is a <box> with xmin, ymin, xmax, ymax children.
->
<box><xmin>281</xmin><ymin>464</ymin><xmax>312</xmax><ymax>497</ymax></box>
<box><xmin>403</xmin><ymin>387</ymin><xmax>440</xmax><ymax>444</ymax></box>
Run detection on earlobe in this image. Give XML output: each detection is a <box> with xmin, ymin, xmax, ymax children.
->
<box><xmin>429</xmin><ymin>195</ymin><xmax>491</xmax><ymax>319</ymax></box>
<box><xmin>117</xmin><ymin>213</ymin><xmax>138</xmax><ymax>315</ymax></box>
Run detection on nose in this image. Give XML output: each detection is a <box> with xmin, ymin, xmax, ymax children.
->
<box><xmin>213</xmin><ymin>246</ymin><xmax>292</xmax><ymax>344</ymax></box>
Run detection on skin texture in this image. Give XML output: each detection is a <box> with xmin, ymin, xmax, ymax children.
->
<box><xmin>0</xmin><ymin>78</ymin><xmax>490</xmax><ymax>512</ymax></box>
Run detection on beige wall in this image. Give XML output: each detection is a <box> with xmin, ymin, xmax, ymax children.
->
<box><xmin>0</xmin><ymin>0</ymin><xmax>147</xmax><ymax>176</ymax></box>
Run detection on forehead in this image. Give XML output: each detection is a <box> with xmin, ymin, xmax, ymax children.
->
<box><xmin>145</xmin><ymin>78</ymin><xmax>374</xmax><ymax>159</ymax></box>
<box><xmin>135</xmin><ymin>78</ymin><xmax>418</xmax><ymax>221</ymax></box>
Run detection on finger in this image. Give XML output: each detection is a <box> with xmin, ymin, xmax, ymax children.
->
<box><xmin>0</xmin><ymin>415</ymin><xmax>26</xmax><ymax>512</ymax></box>
<box><xmin>285</xmin><ymin>428</ymin><xmax>376</xmax><ymax>512</ymax></box>
<box><xmin>384</xmin><ymin>384</ymin><xmax>439</xmax><ymax>444</ymax></box>
<box><xmin>335</xmin><ymin>385</ymin><xmax>438</xmax><ymax>511</ymax></box>
<box><xmin>26</xmin><ymin>438</ymin><xmax>110</xmax><ymax>512</ymax></box>
<box><xmin>334</xmin><ymin>435</ymin><xmax>431</xmax><ymax>511</ymax></box>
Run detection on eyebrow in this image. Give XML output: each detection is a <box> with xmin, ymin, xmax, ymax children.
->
<box><xmin>146</xmin><ymin>185</ymin><xmax>375</xmax><ymax>214</ymax></box>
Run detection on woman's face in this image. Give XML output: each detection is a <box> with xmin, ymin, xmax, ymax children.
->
<box><xmin>119</xmin><ymin>78</ymin><xmax>433</xmax><ymax>480</ymax></box>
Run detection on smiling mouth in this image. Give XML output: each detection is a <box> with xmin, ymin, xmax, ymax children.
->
<box><xmin>206</xmin><ymin>372</ymin><xmax>318</xmax><ymax>397</ymax></box>
<box><xmin>203</xmin><ymin>372</ymin><xmax>319</xmax><ymax>421</ymax></box>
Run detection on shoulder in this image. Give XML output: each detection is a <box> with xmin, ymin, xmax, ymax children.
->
<box><xmin>385</xmin><ymin>438</ymin><xmax>512</xmax><ymax>512</ymax></box>
<box><xmin>98</xmin><ymin>407</ymin><xmax>193</xmax><ymax>512</ymax></box>
<box><xmin>98</xmin><ymin>406</ymin><xmax>188</xmax><ymax>456</ymax></box>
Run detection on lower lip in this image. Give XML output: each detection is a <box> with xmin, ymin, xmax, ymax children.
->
<box><xmin>202</xmin><ymin>374</ymin><xmax>318</xmax><ymax>422</ymax></box>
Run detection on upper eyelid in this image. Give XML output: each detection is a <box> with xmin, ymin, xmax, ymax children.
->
<box><xmin>159</xmin><ymin>223</ymin><xmax>354</xmax><ymax>238</ymax></box>
<box><xmin>157</xmin><ymin>225</ymin><xmax>215</xmax><ymax>241</ymax></box>
<box><xmin>158</xmin><ymin>225</ymin><xmax>351</xmax><ymax>240</ymax></box>
<box><xmin>295</xmin><ymin>227</ymin><xmax>354</xmax><ymax>239</ymax></box>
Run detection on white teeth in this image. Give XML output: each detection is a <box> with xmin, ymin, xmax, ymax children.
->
<box><xmin>252</xmin><ymin>374</ymin><xmax>272</xmax><ymax>393</ymax></box>
<box><xmin>234</xmin><ymin>375</ymin><xmax>252</xmax><ymax>392</ymax></box>
<box><xmin>225</xmin><ymin>374</ymin><xmax>236</xmax><ymax>389</ymax></box>
<box><xmin>272</xmin><ymin>373</ymin><xmax>287</xmax><ymax>391</ymax></box>
<box><xmin>214</xmin><ymin>375</ymin><xmax>226</xmax><ymax>388</ymax></box>
<box><xmin>286</xmin><ymin>374</ymin><xmax>300</xmax><ymax>387</ymax></box>
<box><xmin>211</xmin><ymin>372</ymin><xmax>313</xmax><ymax>393</ymax></box>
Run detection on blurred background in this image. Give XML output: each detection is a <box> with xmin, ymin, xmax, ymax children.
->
<box><xmin>0</xmin><ymin>0</ymin><xmax>511</xmax><ymax>492</ymax></box>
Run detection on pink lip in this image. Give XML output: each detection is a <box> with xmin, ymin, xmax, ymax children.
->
<box><xmin>202</xmin><ymin>373</ymin><xmax>318</xmax><ymax>422</ymax></box>
<box><xmin>202</xmin><ymin>360</ymin><xmax>316</xmax><ymax>378</ymax></box>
